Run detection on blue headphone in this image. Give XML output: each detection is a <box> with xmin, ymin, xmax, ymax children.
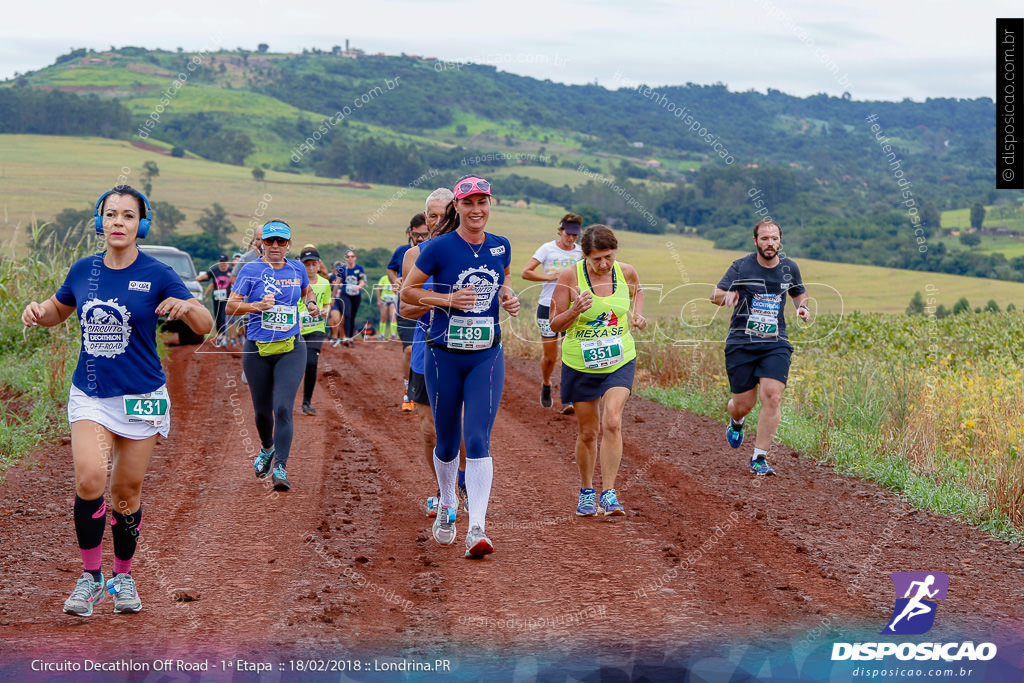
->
<box><xmin>94</xmin><ymin>188</ymin><xmax>153</xmax><ymax>238</ymax></box>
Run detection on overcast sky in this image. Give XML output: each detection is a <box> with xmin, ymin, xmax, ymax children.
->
<box><xmin>0</xmin><ymin>0</ymin><xmax>1016</xmax><ymax>102</ymax></box>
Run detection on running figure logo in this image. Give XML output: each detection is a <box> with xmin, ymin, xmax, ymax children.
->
<box><xmin>260</xmin><ymin>271</ymin><xmax>285</xmax><ymax>296</ymax></box>
<box><xmin>586</xmin><ymin>311</ymin><xmax>619</xmax><ymax>328</ymax></box>
<box><xmin>883</xmin><ymin>572</ymin><xmax>949</xmax><ymax>635</ymax></box>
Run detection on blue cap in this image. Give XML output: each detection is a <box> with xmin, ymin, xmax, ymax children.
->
<box><xmin>262</xmin><ymin>221</ymin><xmax>291</xmax><ymax>240</ymax></box>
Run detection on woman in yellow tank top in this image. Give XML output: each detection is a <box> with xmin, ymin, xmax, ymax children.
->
<box><xmin>550</xmin><ymin>224</ymin><xmax>646</xmax><ymax>517</ymax></box>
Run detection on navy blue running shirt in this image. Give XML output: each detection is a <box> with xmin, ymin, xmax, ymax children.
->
<box><xmin>55</xmin><ymin>250</ymin><xmax>193</xmax><ymax>398</ymax></box>
<box><xmin>336</xmin><ymin>263</ymin><xmax>366</xmax><ymax>296</ymax></box>
<box><xmin>717</xmin><ymin>253</ymin><xmax>805</xmax><ymax>349</ymax></box>
<box><xmin>415</xmin><ymin>231</ymin><xmax>511</xmax><ymax>346</ymax></box>
<box><xmin>388</xmin><ymin>244</ymin><xmax>412</xmax><ymax>276</ymax></box>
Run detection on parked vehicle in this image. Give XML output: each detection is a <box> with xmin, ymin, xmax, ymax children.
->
<box><xmin>138</xmin><ymin>245</ymin><xmax>205</xmax><ymax>345</ymax></box>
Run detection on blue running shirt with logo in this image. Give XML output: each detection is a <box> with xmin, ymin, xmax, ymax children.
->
<box><xmin>55</xmin><ymin>251</ymin><xmax>193</xmax><ymax>398</ymax></box>
<box><xmin>335</xmin><ymin>263</ymin><xmax>366</xmax><ymax>296</ymax></box>
<box><xmin>717</xmin><ymin>253</ymin><xmax>805</xmax><ymax>349</ymax></box>
<box><xmin>415</xmin><ymin>231</ymin><xmax>511</xmax><ymax>347</ymax></box>
<box><xmin>233</xmin><ymin>259</ymin><xmax>309</xmax><ymax>342</ymax></box>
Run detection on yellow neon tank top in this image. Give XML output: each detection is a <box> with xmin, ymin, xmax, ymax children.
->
<box><xmin>561</xmin><ymin>260</ymin><xmax>636</xmax><ymax>373</ymax></box>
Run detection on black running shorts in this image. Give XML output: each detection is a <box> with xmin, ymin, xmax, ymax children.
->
<box><xmin>724</xmin><ymin>344</ymin><xmax>792</xmax><ymax>394</ymax></box>
<box><xmin>397</xmin><ymin>315</ymin><xmax>417</xmax><ymax>348</ymax></box>
<box><xmin>560</xmin><ymin>359</ymin><xmax>635</xmax><ymax>404</ymax></box>
<box><xmin>408</xmin><ymin>369</ymin><xmax>429</xmax><ymax>406</ymax></box>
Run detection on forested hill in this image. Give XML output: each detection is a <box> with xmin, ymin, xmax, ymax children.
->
<box><xmin>5</xmin><ymin>46</ymin><xmax>1021</xmax><ymax>281</ymax></box>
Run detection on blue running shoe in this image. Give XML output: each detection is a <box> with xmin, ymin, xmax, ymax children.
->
<box><xmin>726</xmin><ymin>421</ymin><xmax>744</xmax><ymax>448</ymax></box>
<box><xmin>432</xmin><ymin>504</ymin><xmax>456</xmax><ymax>546</ymax></box>
<box><xmin>254</xmin><ymin>447</ymin><xmax>274</xmax><ymax>478</ymax></box>
<box><xmin>750</xmin><ymin>455</ymin><xmax>776</xmax><ymax>476</ymax></box>
<box><xmin>599</xmin><ymin>489</ymin><xmax>625</xmax><ymax>516</ymax></box>
<box><xmin>425</xmin><ymin>496</ymin><xmax>439</xmax><ymax>518</ymax></box>
<box><xmin>576</xmin><ymin>488</ymin><xmax>597</xmax><ymax>517</ymax></box>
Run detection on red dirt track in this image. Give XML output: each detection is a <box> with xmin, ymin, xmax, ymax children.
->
<box><xmin>1</xmin><ymin>341</ymin><xmax>1022</xmax><ymax>675</ymax></box>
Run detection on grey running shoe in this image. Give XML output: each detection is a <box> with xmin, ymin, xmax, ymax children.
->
<box><xmin>63</xmin><ymin>572</ymin><xmax>105</xmax><ymax>616</ymax></box>
<box><xmin>464</xmin><ymin>525</ymin><xmax>494</xmax><ymax>558</ymax></box>
<box><xmin>432</xmin><ymin>504</ymin><xmax>457</xmax><ymax>546</ymax></box>
<box><xmin>272</xmin><ymin>464</ymin><xmax>291</xmax><ymax>491</ymax></box>
<box><xmin>107</xmin><ymin>573</ymin><xmax>142</xmax><ymax>614</ymax></box>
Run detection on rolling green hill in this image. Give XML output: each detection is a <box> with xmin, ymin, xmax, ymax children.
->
<box><xmin>2</xmin><ymin>134</ymin><xmax>1020</xmax><ymax>318</ymax></box>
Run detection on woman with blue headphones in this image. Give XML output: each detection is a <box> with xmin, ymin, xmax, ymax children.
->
<box><xmin>21</xmin><ymin>185</ymin><xmax>212</xmax><ymax>617</ymax></box>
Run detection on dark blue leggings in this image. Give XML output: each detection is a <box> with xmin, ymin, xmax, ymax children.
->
<box><xmin>242</xmin><ymin>336</ymin><xmax>306</xmax><ymax>467</ymax></box>
<box><xmin>341</xmin><ymin>293</ymin><xmax>361</xmax><ymax>338</ymax></box>
<box><xmin>424</xmin><ymin>343</ymin><xmax>504</xmax><ymax>463</ymax></box>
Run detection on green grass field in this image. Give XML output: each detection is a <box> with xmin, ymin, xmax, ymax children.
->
<box><xmin>942</xmin><ymin>205</ymin><xmax>1024</xmax><ymax>231</ymax></box>
<box><xmin>4</xmin><ymin>134</ymin><xmax>1024</xmax><ymax>317</ymax></box>
<box><xmin>933</xmin><ymin>233</ymin><xmax>1024</xmax><ymax>259</ymax></box>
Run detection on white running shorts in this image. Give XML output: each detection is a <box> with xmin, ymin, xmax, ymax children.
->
<box><xmin>67</xmin><ymin>385</ymin><xmax>171</xmax><ymax>439</ymax></box>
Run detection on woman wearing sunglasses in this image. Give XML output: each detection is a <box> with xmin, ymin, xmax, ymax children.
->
<box><xmin>227</xmin><ymin>220</ymin><xmax>321</xmax><ymax>492</ymax></box>
<box><xmin>401</xmin><ymin>176</ymin><xmax>519</xmax><ymax>558</ymax></box>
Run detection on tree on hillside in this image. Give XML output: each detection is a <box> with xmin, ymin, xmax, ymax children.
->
<box><xmin>985</xmin><ymin>299</ymin><xmax>1001</xmax><ymax>313</ymax></box>
<box><xmin>959</xmin><ymin>233</ymin><xmax>981</xmax><ymax>248</ymax></box>
<box><xmin>252</xmin><ymin>167</ymin><xmax>266</xmax><ymax>182</ymax></box>
<box><xmin>141</xmin><ymin>160</ymin><xmax>160</xmax><ymax>196</ymax></box>
<box><xmin>952</xmin><ymin>297</ymin><xmax>972</xmax><ymax>315</ymax></box>
<box><xmin>197</xmin><ymin>203</ymin><xmax>236</xmax><ymax>248</ymax></box>
<box><xmin>906</xmin><ymin>291</ymin><xmax>924</xmax><ymax>315</ymax></box>
<box><xmin>970</xmin><ymin>202</ymin><xmax>986</xmax><ymax>231</ymax></box>
<box><xmin>150</xmin><ymin>201</ymin><xmax>186</xmax><ymax>242</ymax></box>
<box><xmin>170</xmin><ymin>233</ymin><xmax>221</xmax><ymax>264</ymax></box>
<box><xmin>921</xmin><ymin>201</ymin><xmax>941</xmax><ymax>234</ymax></box>
<box><xmin>257</xmin><ymin>43</ymin><xmax>269</xmax><ymax>53</ymax></box>
<box><xmin>936</xmin><ymin>304</ymin><xmax>949</xmax><ymax>319</ymax></box>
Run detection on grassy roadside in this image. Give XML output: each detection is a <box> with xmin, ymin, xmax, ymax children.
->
<box><xmin>504</xmin><ymin>310</ymin><xmax>1024</xmax><ymax>542</ymax></box>
<box><xmin>0</xmin><ymin>231</ymin><xmax>95</xmax><ymax>473</ymax></box>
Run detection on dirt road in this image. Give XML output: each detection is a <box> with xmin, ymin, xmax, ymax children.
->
<box><xmin>1</xmin><ymin>341</ymin><xmax>1021</xmax><ymax>680</ymax></box>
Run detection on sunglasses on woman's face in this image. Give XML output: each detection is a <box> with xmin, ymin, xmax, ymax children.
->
<box><xmin>346</xmin><ymin>254</ymin><xmax>356</xmax><ymax>258</ymax></box>
<box><xmin>263</xmin><ymin>237</ymin><xmax>289</xmax><ymax>245</ymax></box>
<box><xmin>458</xmin><ymin>179</ymin><xmax>490</xmax><ymax>195</ymax></box>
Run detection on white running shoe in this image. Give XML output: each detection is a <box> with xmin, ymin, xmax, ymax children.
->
<box><xmin>464</xmin><ymin>525</ymin><xmax>494</xmax><ymax>558</ymax></box>
<box><xmin>432</xmin><ymin>504</ymin><xmax>456</xmax><ymax>545</ymax></box>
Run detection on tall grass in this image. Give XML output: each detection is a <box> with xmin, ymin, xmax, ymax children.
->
<box><xmin>0</xmin><ymin>222</ymin><xmax>98</xmax><ymax>473</ymax></box>
<box><xmin>629</xmin><ymin>311</ymin><xmax>1024</xmax><ymax>540</ymax></box>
